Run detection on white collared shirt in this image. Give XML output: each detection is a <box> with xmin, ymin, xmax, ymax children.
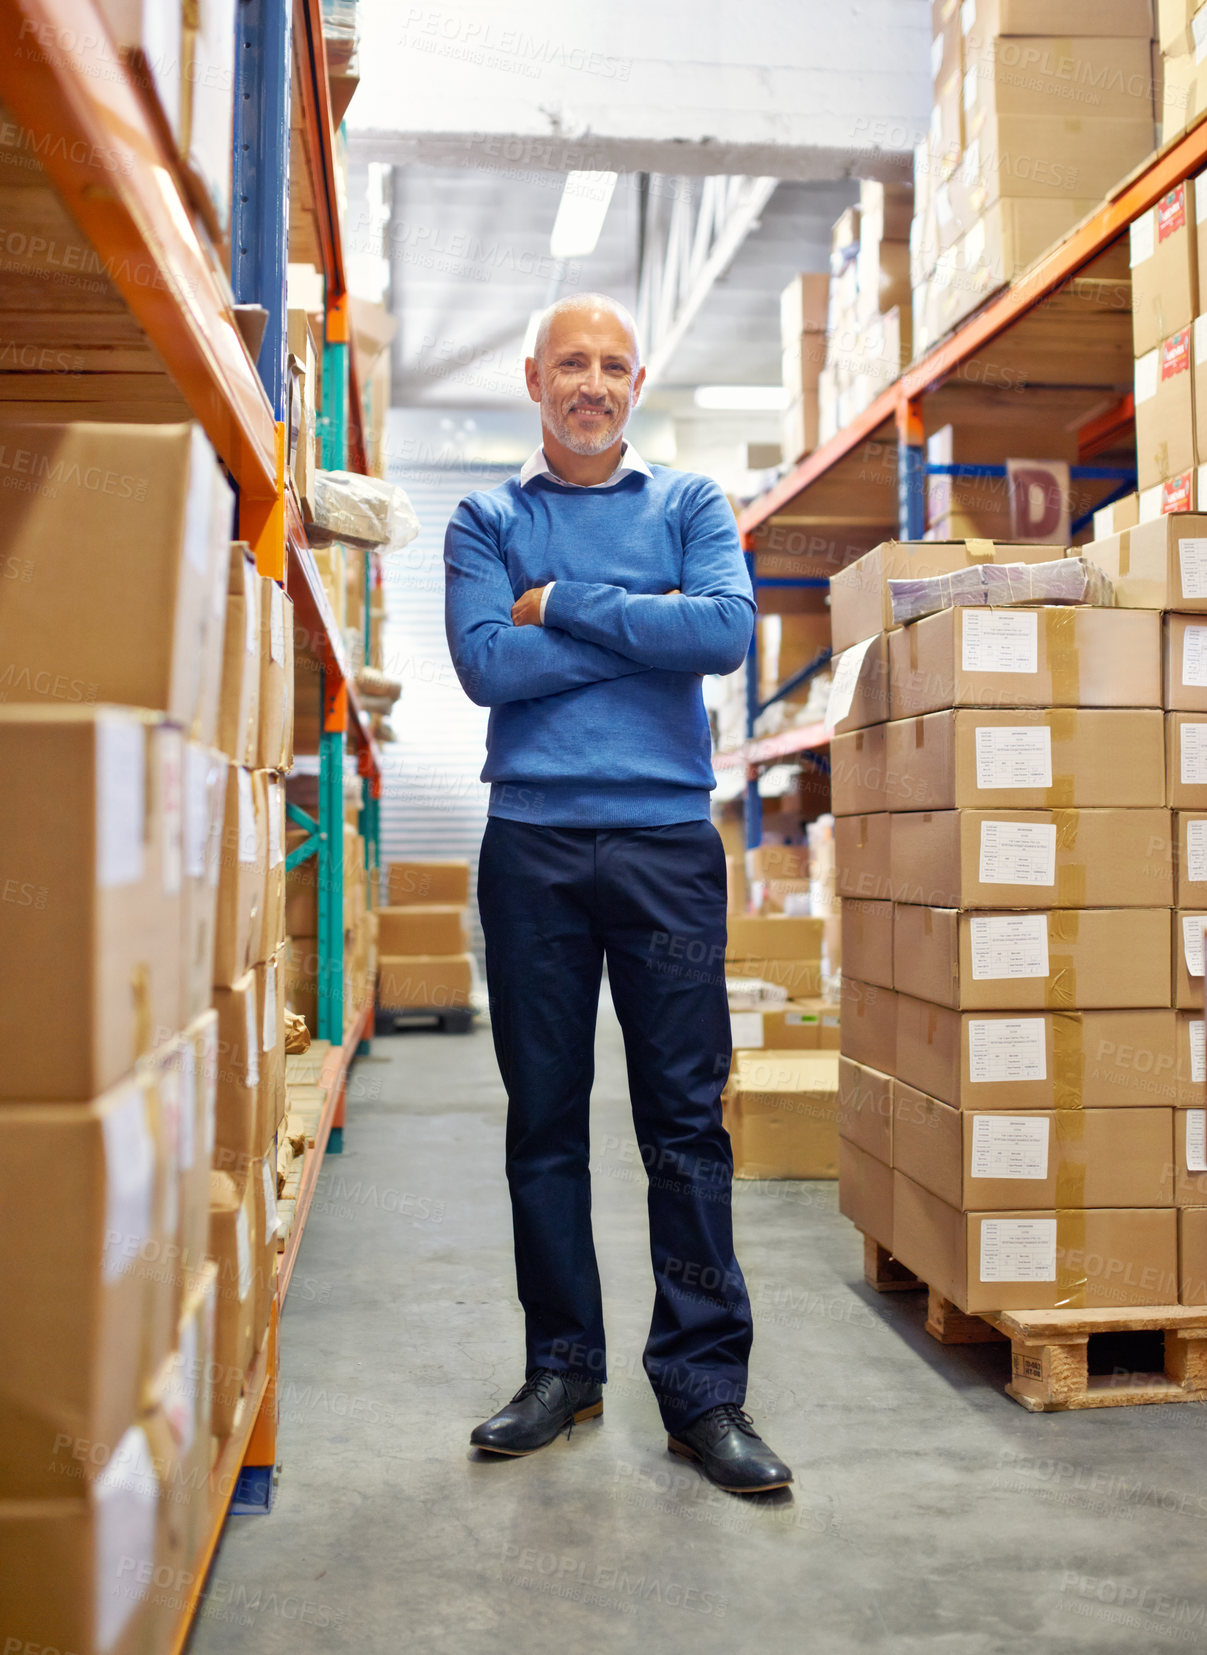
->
<box><xmin>518</xmin><ymin>442</ymin><xmax>653</xmax><ymax>619</ymax></box>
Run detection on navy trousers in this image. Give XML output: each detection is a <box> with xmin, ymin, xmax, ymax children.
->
<box><xmin>477</xmin><ymin>815</ymin><xmax>753</xmax><ymax>1431</ymax></box>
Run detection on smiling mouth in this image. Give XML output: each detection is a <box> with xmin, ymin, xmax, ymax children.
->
<box><xmin>571</xmin><ymin>406</ymin><xmax>610</xmax><ymax>417</ymax></box>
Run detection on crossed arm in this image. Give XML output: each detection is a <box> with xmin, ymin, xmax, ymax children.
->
<box><xmin>444</xmin><ymin>482</ymin><xmax>755</xmax><ymax>708</ymax></box>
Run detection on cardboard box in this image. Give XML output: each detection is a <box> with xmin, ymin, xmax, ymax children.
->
<box><xmin>722</xmin><ymin>1050</ymin><xmax>840</xmax><ymax>1179</ymax></box>
<box><xmin>837</xmin><ymin>1055</ymin><xmax>893</xmax><ymax>1163</ymax></box>
<box><xmin>1175</xmin><ymin>1107</ymin><xmax>1207</xmax><ymax>1203</ymax></box>
<box><xmin>830</xmin><ymin>539</ymin><xmax>1066</xmax><ymax>653</ymax></box>
<box><xmin>0</xmin><ymin>1077</ymin><xmax>165</xmax><ymax>1498</ymax></box>
<box><xmin>835</xmin><ymin>811</ymin><xmax>893</xmax><ymax>900</ymax></box>
<box><xmin>725</xmin><ymin>914</ymin><xmax>823</xmax><ymax>963</ymax></box>
<box><xmin>731</xmin><ymin>998</ymin><xmax>841</xmax><ymax>1051</ymax></box>
<box><xmin>217</xmin><ymin>546</ymin><xmax>260</xmax><ymax>767</ymax></box>
<box><xmin>0</xmin><ymin>707</ymin><xmax>181</xmax><ymax>1101</ymax></box>
<box><xmin>1135</xmin><ymin>328</ymin><xmax>1196</xmax><ymax>492</ymax></box>
<box><xmin>1138</xmin><ymin>467</ymin><xmax>1207</xmax><ymax>520</ymax></box>
<box><xmin>1181</xmin><ymin>1206</ymin><xmax>1207</xmax><ymax>1301</ymax></box>
<box><xmin>251</xmin><ymin>1149</ymin><xmax>279</xmax><ymax>1351</ymax></box>
<box><xmin>831</xmin><ymin>723</ymin><xmax>888</xmax><ymax>815</ymax></box>
<box><xmin>1174</xmin><ymin>909</ymin><xmax>1207</xmax><ymax>1007</ymax></box>
<box><xmin>0</xmin><ymin>421</ymin><xmax>231</xmax><ymax>742</ymax></box>
<box><xmin>726</xmin><ymin>957</ymin><xmax>824</xmax><ymax>998</ymax></box>
<box><xmin>208</xmin><ymin>1170</ymin><xmax>254</xmax><ymax>1436</ymax></box>
<box><xmin>211</xmin><ymin>969</ymin><xmax>260</xmax><ymax>1191</ymax></box>
<box><xmin>157</xmin><ymin>1259</ymin><xmax>217</xmax><ymax>1570</ymax></box>
<box><xmin>841</xmin><ymin>899</ymin><xmax>893</xmax><ymax>989</ymax></box>
<box><xmin>1092</xmin><ymin>493</ymin><xmax>1140</xmax><ymax>539</ymax></box>
<box><xmin>962</xmin><ymin>34</ymin><xmax>1155</xmax><ymax>123</ymax></box>
<box><xmin>254</xmin><ymin>946</ymin><xmax>286</xmax><ymax>1150</ymax></box>
<box><xmin>838</xmin><ymin>1138</ymin><xmax>894</xmax><ymax>1248</ymax></box>
<box><xmin>892</xmin><ymin>807</ymin><xmax>1173</xmax><ymax>909</ymax></box>
<box><xmin>386</xmin><ymin>859</ymin><xmax>471</xmax><ymax>905</ymax></box>
<box><xmin>892</xmin><ymin>1172</ymin><xmax>1179</xmax><ymax>1312</ymax></box>
<box><xmin>182</xmin><ymin>742</ymin><xmax>227</xmax><ymax>1025</ymax></box>
<box><xmin>1130</xmin><ymin>181</ymin><xmax>1198</xmax><ymax>358</ymax></box>
<box><xmin>894</xmin><ymin>1092</ymin><xmax>1175</xmax><ymax>1211</ymax></box>
<box><xmin>780</xmin><ymin>392</ymin><xmax>822</xmax><ymax>463</ymax></box>
<box><xmin>840</xmin><ymin>978</ymin><xmax>898</xmax><ymax>1076</ymax></box>
<box><xmin>893</xmin><ymin>904</ymin><xmax>1172</xmax><ymax>1011</ymax></box>
<box><xmin>183</xmin><ymin>1009</ymin><xmax>218</xmax><ymax>1291</ymax></box>
<box><xmin>884</xmin><ymin>708</ymin><xmax>1167</xmax><ymax>812</ymax></box>
<box><xmin>377</xmin><ymin>904</ymin><xmax>470</xmax><ymax>956</ymax></box>
<box><xmin>1167</xmin><ymin>711</ymin><xmax>1207</xmax><ymax>806</ymax></box>
<box><xmin>283</xmin><ymin>934</ymin><xmax>318</xmax><ymax>1030</ymax></box>
<box><xmin>256</xmin><ymin>576</ymin><xmax>290</xmax><ymax>770</ymax></box>
<box><xmin>213</xmin><ymin>763</ymin><xmax>262</xmax><ymax>987</ymax></box>
<box><xmin>378</xmin><ymin>954</ymin><xmax>474</xmax><ymax>1010</ymax></box>
<box><xmin>827</xmin><ymin>634</ymin><xmax>891</xmax><ymax>733</ymax></box>
<box><xmin>889</xmin><ymin>607</ymin><xmax>1162</xmax><ymax>719</ymax></box>
<box><xmin>1175</xmin><ymin>809</ymin><xmax>1207</xmax><ymax>905</ymax></box>
<box><xmin>895</xmin><ymin>994</ymin><xmax>1180</xmax><ymax>1110</ymax></box>
<box><xmin>1165</xmin><ymin>612</ymin><xmax>1207</xmax><ymax>712</ymax></box>
<box><xmin>963</xmin><ymin>0</ymin><xmax>1155</xmax><ymax>37</ymax></box>
<box><xmin>779</xmin><ymin>271</ymin><xmax>830</xmax><ymax>344</ymax></box>
<box><xmin>1161</xmin><ymin>0</ymin><xmax>1205</xmax><ymax>53</ymax></box>
<box><xmin>180</xmin><ymin>0</ymin><xmax>237</xmax><ymax>232</ymax></box>
<box><xmin>1086</xmin><ymin>513</ymin><xmax>1207</xmax><ymax>610</ymax></box>
<box><xmin>252</xmin><ymin>771</ymin><xmax>285</xmax><ymax>966</ymax></box>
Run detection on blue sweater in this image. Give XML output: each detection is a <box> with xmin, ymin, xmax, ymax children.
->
<box><xmin>444</xmin><ymin>464</ymin><xmax>755</xmax><ymax>827</ymax></box>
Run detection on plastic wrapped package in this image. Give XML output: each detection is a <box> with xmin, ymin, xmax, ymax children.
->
<box><xmin>311</xmin><ymin>470</ymin><xmax>420</xmax><ymax>550</ymax></box>
<box><xmin>888</xmin><ymin>556</ymin><xmax>1112</xmax><ymax>626</ymax></box>
<box><xmin>726</xmin><ymin>975</ymin><xmax>790</xmax><ymax>1010</ymax></box>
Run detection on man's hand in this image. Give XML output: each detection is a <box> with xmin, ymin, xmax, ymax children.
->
<box><xmin>511</xmin><ymin>585</ymin><xmax>548</xmax><ymax>627</ymax></box>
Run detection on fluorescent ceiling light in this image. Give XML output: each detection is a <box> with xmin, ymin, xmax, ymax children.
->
<box><xmin>550</xmin><ymin>171</ymin><xmax>618</xmax><ymax>260</ymax></box>
<box><xmin>694</xmin><ymin>385</ymin><xmax>788</xmax><ymax>411</ymax></box>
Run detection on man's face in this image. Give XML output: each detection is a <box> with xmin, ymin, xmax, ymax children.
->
<box><xmin>527</xmin><ymin>308</ymin><xmax>646</xmax><ymax>456</ymax></box>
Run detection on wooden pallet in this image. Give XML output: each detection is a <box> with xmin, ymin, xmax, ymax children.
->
<box><xmin>860</xmin><ymin>1234</ymin><xmax>1207</xmax><ymax>1411</ymax></box>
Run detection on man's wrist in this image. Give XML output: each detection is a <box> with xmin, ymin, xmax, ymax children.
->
<box><xmin>539</xmin><ymin>581</ymin><xmax>555</xmax><ymax>624</ymax></box>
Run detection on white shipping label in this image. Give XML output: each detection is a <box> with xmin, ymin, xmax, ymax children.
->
<box><xmin>245</xmin><ymin>990</ymin><xmax>261</xmax><ymax>1088</ymax></box>
<box><xmin>964</xmin><ymin>216</ymin><xmax>986</xmax><ymax>266</ymax></box>
<box><xmin>184</xmin><ymin>744</ymin><xmax>209</xmax><ymax>880</ymax></box>
<box><xmin>968</xmin><ymin>1018</ymin><xmax>1047</xmax><ymax>1084</ymax></box>
<box><xmin>978</xmin><ymin>820</ymin><xmax>1057</xmax><ymax>887</ymax></box>
<box><xmin>960</xmin><ymin>0</ymin><xmax>974</xmax><ymax>32</ymax></box>
<box><xmin>1179</xmin><ymin>537</ymin><xmax>1207</xmax><ymax>600</ymax></box>
<box><xmin>178</xmin><ymin>1040</ymin><xmax>197</xmax><ymax>1173</ymax></box>
<box><xmin>970</xmin><ymin>1115</ymin><xmax>1050</xmax><ymax>1180</ymax></box>
<box><xmin>156</xmin><ymin>1059</ymin><xmax>180</xmax><ymax>1241</ymax></box>
<box><xmin>262</xmin><ymin>1154</ymin><xmax>280</xmax><ymax>1240</ymax></box>
<box><xmin>825</xmin><ymin>635</ymin><xmax>876</xmax><ymax>731</ymax></box>
<box><xmin>931</xmin><ymin>31</ymin><xmax>944</xmax><ymax>81</ymax></box>
<box><xmin>975</xmin><ymin>726</ymin><xmax>1052</xmax><ymax>791</ymax></box>
<box><xmin>1129</xmin><ymin>210</ymin><xmax>1155</xmax><ymax>267</ymax></box>
<box><xmin>1184</xmin><ymin>627</ymin><xmax>1207</xmax><ymax>687</ymax></box>
<box><xmin>95</xmin><ymin>1425</ymin><xmax>158</xmax><ymax>1654</ymax></box>
<box><xmin>96</xmin><ymin>718</ymin><xmax>145</xmax><ymax>889</ymax></box>
<box><xmin>101</xmin><ymin>1085</ymin><xmax>155</xmax><ymax>1284</ymax></box>
<box><xmin>1195</xmin><ymin>7</ymin><xmax>1207</xmax><ymax>60</ymax></box>
<box><xmin>159</xmin><ymin>733</ymin><xmax>182</xmax><ymax>896</ymax></box>
<box><xmin>1183</xmin><ymin>724</ymin><xmax>1207</xmax><ymax>785</ymax></box>
<box><xmin>962</xmin><ymin>609</ymin><xmax>1038</xmax><ymax>675</ymax></box>
<box><xmin>1190</xmin><ymin>822</ymin><xmax>1207</xmax><ymax>886</ymax></box>
<box><xmin>1187</xmin><ymin>1110</ymin><xmax>1207</xmax><ymax>1173</ymax></box>
<box><xmin>962</xmin><ymin>65</ymin><xmax>976</xmax><ymax>112</ymax></box>
<box><xmin>263</xmin><ymin>961</ymin><xmax>277</xmax><ymax>1053</ymax></box>
<box><xmin>165</xmin><ymin>1317</ymin><xmax>199</xmax><ymax>1453</ymax></box>
<box><xmin>980</xmin><ymin>1217</ymin><xmax>1057</xmax><ymax>1283</ymax></box>
<box><xmin>730</xmin><ymin>1011</ymin><xmax>764</xmax><ymax>1049</ymax></box>
<box><xmin>969</xmin><ymin>914</ymin><xmax>1049</xmax><ymax>981</ymax></box>
<box><xmin>1133</xmin><ymin>348</ymin><xmax>1159</xmax><ymax>405</ymax></box>
<box><xmin>270</xmin><ymin>582</ymin><xmax>285</xmax><ymax>664</ymax></box>
<box><xmin>268</xmin><ymin>780</ymin><xmax>283</xmax><ymax>867</ymax></box>
<box><xmin>206</xmin><ymin>761</ymin><xmax>227</xmax><ymax>889</ymax></box>
<box><xmin>1182</xmin><ymin>913</ymin><xmax>1207</xmax><ymax>977</ymax></box>
<box><xmin>235</xmin><ymin>1206</ymin><xmax>252</xmax><ymax>1300</ymax></box>
<box><xmin>1191</xmin><ymin>1021</ymin><xmax>1206</xmax><ymax>1085</ymax></box>
<box><xmin>237</xmin><ymin>768</ymin><xmax>256</xmax><ymax>863</ymax></box>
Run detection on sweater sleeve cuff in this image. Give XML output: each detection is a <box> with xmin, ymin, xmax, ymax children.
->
<box><xmin>539</xmin><ymin>581</ymin><xmax>555</xmax><ymax>624</ymax></box>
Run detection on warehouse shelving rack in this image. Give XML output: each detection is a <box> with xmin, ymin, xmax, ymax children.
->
<box><xmin>0</xmin><ymin>0</ymin><xmax>382</xmax><ymax>1638</ymax></box>
<box><xmin>725</xmin><ymin>115</ymin><xmax>1207</xmax><ymax>851</ymax></box>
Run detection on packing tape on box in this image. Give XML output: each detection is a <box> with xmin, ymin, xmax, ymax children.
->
<box><xmin>1052</xmin><ymin>810</ymin><xmax>1087</xmax><ymax>906</ymax></box>
<box><xmin>1045</xmin><ymin>911</ymin><xmax>1079</xmax><ymax>1010</ymax></box>
<box><xmin>1043</xmin><ymin>609</ymin><xmax>1080</xmax><ymax>707</ymax></box>
<box><xmin>1052</xmin><ymin>1110</ymin><xmax>1087</xmax><ymax>1210</ymax></box>
<box><xmin>132</xmin><ymin>962</ymin><xmax>152</xmax><ymax>1058</ymax></box>
<box><xmin>1117</xmin><ymin>529</ymin><xmax>1131</xmax><ymax>578</ymax></box>
<box><xmin>1052</xmin><ymin>1013</ymin><xmax>1085</xmax><ymax>1110</ymax></box>
<box><xmin>966</xmin><ymin>539</ymin><xmax>995</xmax><ymax>563</ymax></box>
<box><xmin>1054</xmin><ymin>1208</ymin><xmax>1089</xmax><ymax>1310</ymax></box>
<box><xmin>914</xmin><ymin>715</ymin><xmax>925</xmax><ymax>749</ymax></box>
<box><xmin>1047</xmin><ymin>709</ymin><xmax>1077</xmax><ymax>807</ymax></box>
<box><xmin>909</xmin><ymin>623</ymin><xmax>919</xmax><ymax>675</ymax></box>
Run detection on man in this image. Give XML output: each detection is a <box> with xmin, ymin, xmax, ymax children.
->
<box><xmin>444</xmin><ymin>293</ymin><xmax>791</xmax><ymax>1495</ymax></box>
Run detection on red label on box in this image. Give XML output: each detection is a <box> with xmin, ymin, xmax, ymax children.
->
<box><xmin>1163</xmin><ymin>471</ymin><xmax>1194</xmax><ymax>514</ymax></box>
<box><xmin>1162</xmin><ymin>328</ymin><xmax>1192</xmax><ymax>379</ymax></box>
<box><xmin>1158</xmin><ymin>184</ymin><xmax>1187</xmax><ymax>242</ymax></box>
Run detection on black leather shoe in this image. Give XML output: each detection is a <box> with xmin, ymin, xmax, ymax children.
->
<box><xmin>668</xmin><ymin>1405</ymin><xmax>793</xmax><ymax>1493</ymax></box>
<box><xmin>470</xmin><ymin>1369</ymin><xmax>603</xmax><ymax>1456</ymax></box>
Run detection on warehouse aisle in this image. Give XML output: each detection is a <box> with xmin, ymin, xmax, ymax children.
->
<box><xmin>191</xmin><ymin>998</ymin><xmax>1206</xmax><ymax>1654</ymax></box>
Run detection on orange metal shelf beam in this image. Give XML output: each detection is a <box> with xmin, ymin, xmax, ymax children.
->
<box><xmin>294</xmin><ymin>0</ymin><xmax>344</xmax><ymax>299</ymax></box>
<box><xmin>738</xmin><ymin>115</ymin><xmax>1207</xmax><ymax>541</ymax></box>
<box><xmin>0</xmin><ymin>0</ymin><xmax>277</xmax><ymax>501</ymax></box>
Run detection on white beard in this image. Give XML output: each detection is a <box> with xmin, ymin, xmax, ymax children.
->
<box><xmin>541</xmin><ymin>393</ymin><xmax>631</xmax><ymax>456</ymax></box>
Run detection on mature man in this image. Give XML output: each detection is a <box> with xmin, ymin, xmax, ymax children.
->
<box><xmin>444</xmin><ymin>293</ymin><xmax>791</xmax><ymax>1495</ymax></box>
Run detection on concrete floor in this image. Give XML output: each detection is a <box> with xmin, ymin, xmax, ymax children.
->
<box><xmin>190</xmin><ymin>995</ymin><xmax>1207</xmax><ymax>1654</ymax></box>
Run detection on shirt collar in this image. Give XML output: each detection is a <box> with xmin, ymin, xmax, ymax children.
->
<box><xmin>519</xmin><ymin>440</ymin><xmax>652</xmax><ymax>489</ymax></box>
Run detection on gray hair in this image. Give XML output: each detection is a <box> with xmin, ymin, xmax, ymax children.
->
<box><xmin>531</xmin><ymin>293</ymin><xmax>643</xmax><ymax>366</ymax></box>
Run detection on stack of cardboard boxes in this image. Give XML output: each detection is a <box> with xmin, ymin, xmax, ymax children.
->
<box><xmin>831</xmin><ymin>534</ymin><xmax>1207</xmax><ymax>1314</ymax></box>
<box><xmin>779</xmin><ymin>273</ymin><xmax>828</xmax><ymax>465</ymax></box>
<box><xmin>1157</xmin><ymin>0</ymin><xmax>1207</xmax><ymax>141</ymax></box>
<box><xmin>283</xmin><ymin>816</ymin><xmax>374</xmax><ymax>1031</ymax></box>
<box><xmin>913</xmin><ymin>1</ymin><xmax>1156</xmax><ymax>356</ymax></box>
<box><xmin>377</xmin><ymin>860</ymin><xmax>475</xmax><ymax>1013</ymax></box>
<box><xmin>0</xmin><ymin>421</ymin><xmax>293</xmax><ymax>1649</ymax></box>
